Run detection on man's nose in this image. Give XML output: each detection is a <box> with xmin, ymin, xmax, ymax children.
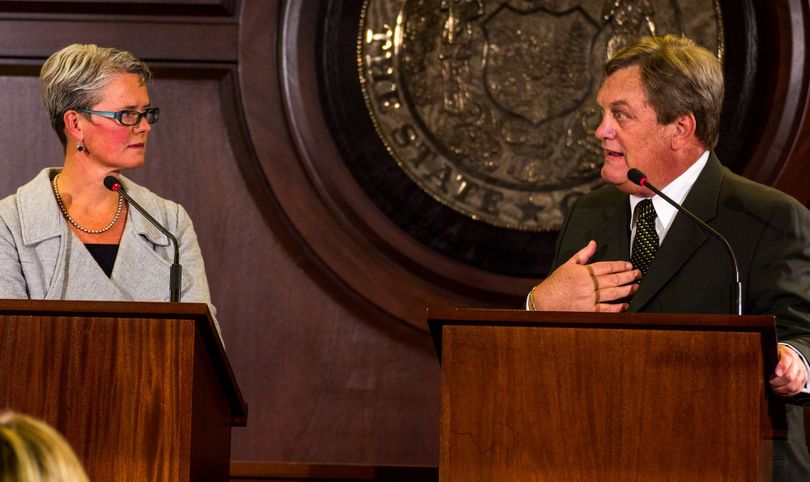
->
<box><xmin>595</xmin><ymin>117</ymin><xmax>614</xmax><ymax>140</ymax></box>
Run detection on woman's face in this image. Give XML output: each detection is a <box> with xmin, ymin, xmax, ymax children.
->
<box><xmin>79</xmin><ymin>72</ymin><xmax>153</xmax><ymax>171</ymax></box>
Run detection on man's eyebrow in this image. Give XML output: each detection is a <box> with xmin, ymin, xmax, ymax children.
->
<box><xmin>609</xmin><ymin>100</ymin><xmax>631</xmax><ymax>109</ymax></box>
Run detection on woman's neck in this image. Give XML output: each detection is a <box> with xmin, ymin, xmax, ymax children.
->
<box><xmin>59</xmin><ymin>158</ymin><xmax>121</xmax><ymax>207</ymax></box>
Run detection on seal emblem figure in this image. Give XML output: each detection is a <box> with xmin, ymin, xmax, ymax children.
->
<box><xmin>359</xmin><ymin>0</ymin><xmax>722</xmax><ymax>230</ymax></box>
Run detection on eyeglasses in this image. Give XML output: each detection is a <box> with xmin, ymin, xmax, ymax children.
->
<box><xmin>77</xmin><ymin>107</ymin><xmax>160</xmax><ymax>126</ymax></box>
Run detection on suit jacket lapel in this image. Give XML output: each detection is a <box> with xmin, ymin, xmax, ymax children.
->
<box><xmin>629</xmin><ymin>152</ymin><xmax>724</xmax><ymax>311</ymax></box>
<box><xmin>591</xmin><ymin>195</ymin><xmax>631</xmax><ymax>263</ymax></box>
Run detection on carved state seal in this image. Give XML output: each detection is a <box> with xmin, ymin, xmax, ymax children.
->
<box><xmin>359</xmin><ymin>0</ymin><xmax>722</xmax><ymax>230</ymax></box>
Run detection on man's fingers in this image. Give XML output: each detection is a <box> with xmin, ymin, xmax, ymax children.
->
<box><xmin>770</xmin><ymin>373</ymin><xmax>801</xmax><ymax>396</ymax></box>
<box><xmin>770</xmin><ymin>373</ymin><xmax>792</xmax><ymax>389</ymax></box>
<box><xmin>567</xmin><ymin>240</ymin><xmax>597</xmax><ymax>265</ymax></box>
<box><xmin>594</xmin><ymin>302</ymin><xmax>627</xmax><ymax>313</ymax></box>
<box><xmin>600</xmin><ymin>270</ymin><xmax>641</xmax><ymax>287</ymax></box>
<box><xmin>597</xmin><ymin>284</ymin><xmax>639</xmax><ymax>303</ymax></box>
<box><xmin>590</xmin><ymin>270</ymin><xmax>641</xmax><ymax>294</ymax></box>
<box><xmin>773</xmin><ymin>385</ymin><xmax>800</xmax><ymax>397</ymax></box>
<box><xmin>777</xmin><ymin>357</ymin><xmax>793</xmax><ymax>378</ymax></box>
<box><xmin>770</xmin><ymin>347</ymin><xmax>808</xmax><ymax>397</ymax></box>
<box><xmin>772</xmin><ymin>379</ymin><xmax>802</xmax><ymax>396</ymax></box>
<box><xmin>775</xmin><ymin>345</ymin><xmax>797</xmax><ymax>377</ymax></box>
<box><xmin>589</xmin><ymin>260</ymin><xmax>636</xmax><ymax>277</ymax></box>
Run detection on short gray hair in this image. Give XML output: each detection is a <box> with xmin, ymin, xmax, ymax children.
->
<box><xmin>40</xmin><ymin>44</ymin><xmax>152</xmax><ymax>148</ymax></box>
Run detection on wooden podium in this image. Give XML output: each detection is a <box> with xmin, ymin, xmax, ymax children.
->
<box><xmin>0</xmin><ymin>299</ymin><xmax>247</xmax><ymax>482</ymax></box>
<box><xmin>428</xmin><ymin>308</ymin><xmax>784</xmax><ymax>482</ymax></box>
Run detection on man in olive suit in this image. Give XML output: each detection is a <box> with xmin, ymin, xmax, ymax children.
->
<box><xmin>528</xmin><ymin>35</ymin><xmax>810</xmax><ymax>480</ymax></box>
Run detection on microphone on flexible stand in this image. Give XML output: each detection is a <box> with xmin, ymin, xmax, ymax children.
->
<box><xmin>627</xmin><ymin>168</ymin><xmax>742</xmax><ymax>315</ymax></box>
<box><xmin>104</xmin><ymin>175</ymin><xmax>182</xmax><ymax>302</ymax></box>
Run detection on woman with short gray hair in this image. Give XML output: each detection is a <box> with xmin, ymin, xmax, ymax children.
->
<box><xmin>0</xmin><ymin>44</ymin><xmax>215</xmax><ymax>317</ymax></box>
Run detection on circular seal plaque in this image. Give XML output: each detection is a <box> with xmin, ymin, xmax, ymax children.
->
<box><xmin>359</xmin><ymin>0</ymin><xmax>722</xmax><ymax>230</ymax></box>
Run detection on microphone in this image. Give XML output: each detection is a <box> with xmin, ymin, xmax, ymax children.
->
<box><xmin>104</xmin><ymin>176</ymin><xmax>182</xmax><ymax>302</ymax></box>
<box><xmin>627</xmin><ymin>168</ymin><xmax>742</xmax><ymax>315</ymax></box>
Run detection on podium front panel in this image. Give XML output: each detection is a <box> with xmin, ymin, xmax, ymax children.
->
<box><xmin>440</xmin><ymin>323</ymin><xmax>766</xmax><ymax>482</ymax></box>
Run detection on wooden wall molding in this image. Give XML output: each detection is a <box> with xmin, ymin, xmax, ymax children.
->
<box><xmin>0</xmin><ymin>18</ymin><xmax>237</xmax><ymax>62</ymax></box>
<box><xmin>741</xmin><ymin>0</ymin><xmax>810</xmax><ymax>203</ymax></box>
<box><xmin>0</xmin><ymin>0</ymin><xmax>236</xmax><ymax>16</ymax></box>
<box><xmin>230</xmin><ymin>461</ymin><xmax>437</xmax><ymax>481</ymax></box>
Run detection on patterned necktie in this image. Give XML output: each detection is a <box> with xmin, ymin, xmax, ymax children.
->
<box><xmin>631</xmin><ymin>199</ymin><xmax>659</xmax><ymax>277</ymax></box>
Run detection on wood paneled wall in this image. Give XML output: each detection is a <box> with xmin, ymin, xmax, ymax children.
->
<box><xmin>2</xmin><ymin>1</ymin><xmax>810</xmax><ymax>481</ymax></box>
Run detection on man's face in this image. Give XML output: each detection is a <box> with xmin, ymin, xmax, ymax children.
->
<box><xmin>595</xmin><ymin>65</ymin><xmax>677</xmax><ymax>195</ymax></box>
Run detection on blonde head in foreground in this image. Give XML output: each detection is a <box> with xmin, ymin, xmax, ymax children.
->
<box><xmin>0</xmin><ymin>411</ymin><xmax>89</xmax><ymax>482</ymax></box>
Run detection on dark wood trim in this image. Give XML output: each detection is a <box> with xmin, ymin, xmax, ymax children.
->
<box><xmin>742</xmin><ymin>0</ymin><xmax>810</xmax><ymax>204</ymax></box>
<box><xmin>230</xmin><ymin>461</ymin><xmax>438</xmax><ymax>481</ymax></box>
<box><xmin>0</xmin><ymin>18</ymin><xmax>238</xmax><ymax>62</ymax></box>
<box><xmin>768</xmin><ymin>1</ymin><xmax>810</xmax><ymax>204</ymax></box>
<box><xmin>0</xmin><ymin>0</ymin><xmax>238</xmax><ymax>16</ymax></box>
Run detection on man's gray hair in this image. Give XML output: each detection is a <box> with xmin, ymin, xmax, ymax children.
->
<box><xmin>605</xmin><ymin>35</ymin><xmax>724</xmax><ymax>149</ymax></box>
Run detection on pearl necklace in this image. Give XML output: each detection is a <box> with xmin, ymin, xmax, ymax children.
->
<box><xmin>52</xmin><ymin>173</ymin><xmax>123</xmax><ymax>234</ymax></box>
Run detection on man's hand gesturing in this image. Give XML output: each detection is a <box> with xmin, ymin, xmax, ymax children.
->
<box><xmin>530</xmin><ymin>240</ymin><xmax>640</xmax><ymax>312</ymax></box>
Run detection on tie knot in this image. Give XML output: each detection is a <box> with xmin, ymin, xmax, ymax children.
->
<box><xmin>637</xmin><ymin>199</ymin><xmax>657</xmax><ymax>222</ymax></box>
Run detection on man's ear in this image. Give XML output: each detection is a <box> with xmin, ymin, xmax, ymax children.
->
<box><xmin>670</xmin><ymin>113</ymin><xmax>697</xmax><ymax>150</ymax></box>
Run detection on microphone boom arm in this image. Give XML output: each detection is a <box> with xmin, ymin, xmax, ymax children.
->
<box><xmin>628</xmin><ymin>169</ymin><xmax>742</xmax><ymax>315</ymax></box>
<box><xmin>104</xmin><ymin>176</ymin><xmax>182</xmax><ymax>302</ymax></box>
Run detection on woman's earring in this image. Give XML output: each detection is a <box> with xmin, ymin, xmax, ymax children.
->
<box><xmin>77</xmin><ymin>141</ymin><xmax>84</xmax><ymax>152</ymax></box>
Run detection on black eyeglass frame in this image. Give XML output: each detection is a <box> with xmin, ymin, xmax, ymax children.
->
<box><xmin>77</xmin><ymin>107</ymin><xmax>160</xmax><ymax>126</ymax></box>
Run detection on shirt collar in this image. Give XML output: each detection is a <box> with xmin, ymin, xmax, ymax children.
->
<box><xmin>629</xmin><ymin>150</ymin><xmax>710</xmax><ymax>240</ymax></box>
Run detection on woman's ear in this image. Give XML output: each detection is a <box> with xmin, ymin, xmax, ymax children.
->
<box><xmin>63</xmin><ymin>110</ymin><xmax>83</xmax><ymax>141</ymax></box>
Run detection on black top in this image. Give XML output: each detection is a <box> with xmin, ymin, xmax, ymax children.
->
<box><xmin>84</xmin><ymin>244</ymin><xmax>119</xmax><ymax>278</ymax></box>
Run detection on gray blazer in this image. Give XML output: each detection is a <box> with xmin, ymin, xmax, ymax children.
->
<box><xmin>0</xmin><ymin>168</ymin><xmax>214</xmax><ymax>314</ymax></box>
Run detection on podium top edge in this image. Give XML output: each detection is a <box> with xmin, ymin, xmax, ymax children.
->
<box><xmin>426</xmin><ymin>307</ymin><xmax>775</xmax><ymax>331</ymax></box>
<box><xmin>0</xmin><ymin>299</ymin><xmax>210</xmax><ymax>318</ymax></box>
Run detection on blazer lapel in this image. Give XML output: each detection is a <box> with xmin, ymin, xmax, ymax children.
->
<box><xmin>58</xmin><ymin>234</ymin><xmax>126</xmax><ymax>300</ymax></box>
<box><xmin>18</xmin><ymin>168</ymin><xmax>64</xmax><ymax>246</ymax></box>
<box><xmin>109</xmin><ymin>176</ymin><xmax>174</xmax><ymax>301</ymax></box>
<box><xmin>591</xmin><ymin>195</ymin><xmax>631</xmax><ymax>263</ymax></box>
<box><xmin>629</xmin><ymin>152</ymin><xmax>724</xmax><ymax>311</ymax></box>
<box><xmin>17</xmin><ymin>168</ymin><xmax>74</xmax><ymax>299</ymax></box>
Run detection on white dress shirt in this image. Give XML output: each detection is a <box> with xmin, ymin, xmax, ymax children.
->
<box><xmin>628</xmin><ymin>150</ymin><xmax>709</xmax><ymax>250</ymax></box>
